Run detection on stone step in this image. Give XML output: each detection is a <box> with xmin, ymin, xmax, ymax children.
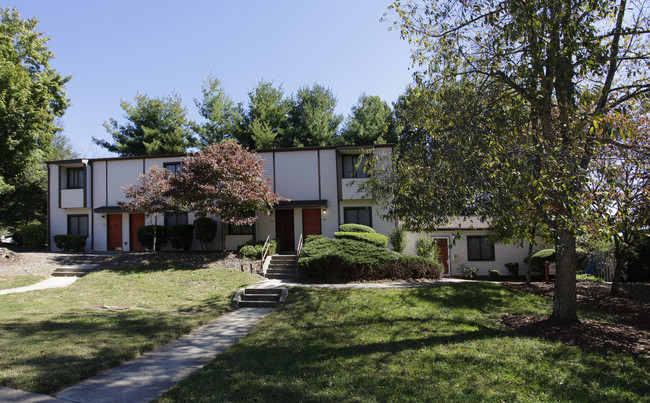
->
<box><xmin>271</xmin><ymin>255</ymin><xmax>297</xmax><ymax>261</ymax></box>
<box><xmin>266</xmin><ymin>273</ymin><xmax>296</xmax><ymax>279</ymax></box>
<box><xmin>266</xmin><ymin>267</ymin><xmax>296</xmax><ymax>272</ymax></box>
<box><xmin>52</xmin><ymin>271</ymin><xmax>89</xmax><ymax>277</ymax></box>
<box><xmin>237</xmin><ymin>300</ymin><xmax>278</xmax><ymax>308</ymax></box>
<box><xmin>241</xmin><ymin>293</ymin><xmax>281</xmax><ymax>301</ymax></box>
<box><xmin>244</xmin><ymin>288</ymin><xmax>282</xmax><ymax>295</ymax></box>
<box><xmin>269</xmin><ymin>261</ymin><xmax>296</xmax><ymax>267</ymax></box>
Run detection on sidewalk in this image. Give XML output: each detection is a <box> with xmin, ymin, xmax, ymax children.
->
<box><xmin>0</xmin><ymin>276</ymin><xmax>78</xmax><ymax>295</ymax></box>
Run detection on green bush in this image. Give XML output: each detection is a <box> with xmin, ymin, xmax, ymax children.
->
<box><xmin>626</xmin><ymin>235</ymin><xmax>650</xmax><ymax>282</ymax></box>
<box><xmin>488</xmin><ymin>270</ymin><xmax>501</xmax><ymax>281</ymax></box>
<box><xmin>13</xmin><ymin>222</ymin><xmax>47</xmax><ymax>248</ymax></box>
<box><xmin>136</xmin><ymin>225</ymin><xmax>167</xmax><ymax>251</ymax></box>
<box><xmin>194</xmin><ymin>217</ymin><xmax>217</xmax><ymax>251</ymax></box>
<box><xmin>530</xmin><ymin>249</ymin><xmax>556</xmax><ymax>272</ymax></box>
<box><xmin>237</xmin><ymin>239</ymin><xmax>278</xmax><ymax>260</ymax></box>
<box><xmin>458</xmin><ymin>264</ymin><xmax>478</xmax><ymax>279</ymax></box>
<box><xmin>576</xmin><ymin>248</ymin><xmax>590</xmax><ymax>272</ymax></box>
<box><xmin>167</xmin><ymin>224</ymin><xmax>194</xmax><ymax>251</ymax></box>
<box><xmin>298</xmin><ymin>237</ymin><xmax>443</xmax><ymax>282</ymax></box>
<box><xmin>576</xmin><ymin>273</ymin><xmax>605</xmax><ymax>283</ymax></box>
<box><xmin>415</xmin><ymin>237</ymin><xmax>438</xmax><ymax>258</ymax></box>
<box><xmin>53</xmin><ymin>234</ymin><xmax>87</xmax><ymax>252</ymax></box>
<box><xmin>338</xmin><ymin>223</ymin><xmax>375</xmax><ymax>233</ymax></box>
<box><xmin>505</xmin><ymin>262</ymin><xmax>519</xmax><ymax>278</ymax></box>
<box><xmin>389</xmin><ymin>226</ymin><xmax>406</xmax><ymax>253</ymax></box>
<box><xmin>334</xmin><ymin>232</ymin><xmax>388</xmax><ymax>247</ymax></box>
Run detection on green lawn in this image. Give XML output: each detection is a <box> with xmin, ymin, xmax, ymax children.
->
<box><xmin>159</xmin><ymin>283</ymin><xmax>649</xmax><ymax>402</ymax></box>
<box><xmin>0</xmin><ymin>262</ymin><xmax>260</xmax><ymax>394</ymax></box>
<box><xmin>0</xmin><ymin>275</ymin><xmax>45</xmax><ymax>290</ymax></box>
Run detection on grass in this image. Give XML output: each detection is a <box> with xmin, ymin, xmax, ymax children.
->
<box><xmin>159</xmin><ymin>283</ymin><xmax>649</xmax><ymax>402</ymax></box>
<box><xmin>0</xmin><ymin>261</ymin><xmax>260</xmax><ymax>394</ymax></box>
<box><xmin>0</xmin><ymin>275</ymin><xmax>45</xmax><ymax>290</ymax></box>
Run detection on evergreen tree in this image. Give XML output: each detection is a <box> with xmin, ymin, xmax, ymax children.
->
<box><xmin>342</xmin><ymin>94</ymin><xmax>394</xmax><ymax>145</ymax></box>
<box><xmin>287</xmin><ymin>84</ymin><xmax>342</xmax><ymax>147</ymax></box>
<box><xmin>237</xmin><ymin>80</ymin><xmax>292</xmax><ymax>149</ymax></box>
<box><xmin>193</xmin><ymin>76</ymin><xmax>243</xmax><ymax>147</ymax></box>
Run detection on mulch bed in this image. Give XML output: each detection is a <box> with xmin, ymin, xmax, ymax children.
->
<box><xmin>499</xmin><ymin>282</ymin><xmax>650</xmax><ymax>358</ymax></box>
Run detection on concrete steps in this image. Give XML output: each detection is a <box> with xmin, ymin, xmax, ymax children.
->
<box><xmin>52</xmin><ymin>265</ymin><xmax>99</xmax><ymax>277</ymax></box>
<box><xmin>265</xmin><ymin>255</ymin><xmax>297</xmax><ymax>280</ymax></box>
<box><xmin>232</xmin><ymin>287</ymin><xmax>288</xmax><ymax>308</ymax></box>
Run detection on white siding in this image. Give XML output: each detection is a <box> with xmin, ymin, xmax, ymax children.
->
<box><xmin>255</xmin><ymin>212</ymin><xmax>276</xmax><ymax>242</ymax></box>
<box><xmin>106</xmin><ymin>159</ymin><xmax>144</xmax><ymax>205</ymax></box>
<box><xmin>339</xmin><ymin>200</ymin><xmax>395</xmax><ymax>239</ymax></box>
<box><xmin>257</xmin><ymin>152</ymin><xmax>274</xmax><ymax>192</ymax></box>
<box><xmin>341</xmin><ymin>178</ymin><xmax>370</xmax><ymax>200</ymax></box>
<box><xmin>319</xmin><ymin>149</ymin><xmax>339</xmax><ymax>237</ymax></box>
<box><xmin>60</xmin><ymin>189</ymin><xmax>85</xmax><ymax>208</ymax></box>
<box><xmin>274</xmin><ymin>151</ymin><xmax>319</xmax><ymax>200</ymax></box>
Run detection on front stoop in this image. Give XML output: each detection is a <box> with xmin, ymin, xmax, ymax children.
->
<box><xmin>232</xmin><ymin>288</ymin><xmax>288</xmax><ymax>308</ymax></box>
<box><xmin>265</xmin><ymin>255</ymin><xmax>297</xmax><ymax>280</ymax></box>
<box><xmin>52</xmin><ymin>264</ymin><xmax>98</xmax><ymax>277</ymax></box>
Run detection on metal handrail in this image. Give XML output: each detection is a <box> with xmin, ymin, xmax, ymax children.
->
<box><xmin>260</xmin><ymin>235</ymin><xmax>271</xmax><ymax>272</ymax></box>
<box><xmin>296</xmin><ymin>233</ymin><xmax>304</xmax><ymax>258</ymax></box>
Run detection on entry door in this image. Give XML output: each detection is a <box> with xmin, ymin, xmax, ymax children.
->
<box><xmin>129</xmin><ymin>214</ymin><xmax>145</xmax><ymax>251</ymax></box>
<box><xmin>107</xmin><ymin>214</ymin><xmax>122</xmax><ymax>251</ymax></box>
<box><xmin>434</xmin><ymin>238</ymin><xmax>450</xmax><ymax>274</ymax></box>
<box><xmin>275</xmin><ymin>209</ymin><xmax>295</xmax><ymax>251</ymax></box>
<box><xmin>302</xmin><ymin>209</ymin><xmax>321</xmax><ymax>237</ymax></box>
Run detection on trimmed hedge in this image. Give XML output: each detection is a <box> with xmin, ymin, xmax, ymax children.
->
<box><xmin>167</xmin><ymin>224</ymin><xmax>194</xmax><ymax>251</ymax></box>
<box><xmin>194</xmin><ymin>217</ymin><xmax>217</xmax><ymax>251</ymax></box>
<box><xmin>298</xmin><ymin>236</ymin><xmax>443</xmax><ymax>282</ymax></box>
<box><xmin>531</xmin><ymin>248</ymin><xmax>590</xmax><ymax>273</ymax></box>
<box><xmin>488</xmin><ymin>270</ymin><xmax>501</xmax><ymax>281</ymax></box>
<box><xmin>334</xmin><ymin>232</ymin><xmax>388</xmax><ymax>248</ymax></box>
<box><xmin>389</xmin><ymin>226</ymin><xmax>406</xmax><ymax>253</ymax></box>
<box><xmin>338</xmin><ymin>223</ymin><xmax>375</xmax><ymax>233</ymax></box>
<box><xmin>237</xmin><ymin>239</ymin><xmax>278</xmax><ymax>260</ymax></box>
<box><xmin>53</xmin><ymin>234</ymin><xmax>87</xmax><ymax>252</ymax></box>
<box><xmin>136</xmin><ymin>225</ymin><xmax>167</xmax><ymax>251</ymax></box>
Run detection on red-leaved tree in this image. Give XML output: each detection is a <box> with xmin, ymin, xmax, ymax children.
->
<box><xmin>119</xmin><ymin>165</ymin><xmax>174</xmax><ymax>251</ymax></box>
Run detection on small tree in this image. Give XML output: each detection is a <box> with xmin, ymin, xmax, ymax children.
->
<box><xmin>119</xmin><ymin>165</ymin><xmax>174</xmax><ymax>251</ymax></box>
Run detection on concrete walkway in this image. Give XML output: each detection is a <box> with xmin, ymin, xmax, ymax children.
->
<box><xmin>0</xmin><ymin>276</ymin><xmax>78</xmax><ymax>295</ymax></box>
<box><xmin>255</xmin><ymin>277</ymin><xmax>469</xmax><ymax>289</ymax></box>
<box><xmin>55</xmin><ymin>307</ymin><xmax>273</xmax><ymax>403</ymax></box>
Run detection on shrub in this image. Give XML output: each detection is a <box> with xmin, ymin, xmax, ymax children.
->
<box><xmin>237</xmin><ymin>239</ymin><xmax>278</xmax><ymax>260</ymax></box>
<box><xmin>334</xmin><ymin>232</ymin><xmax>388</xmax><ymax>248</ymax></box>
<box><xmin>194</xmin><ymin>217</ymin><xmax>217</xmax><ymax>251</ymax></box>
<box><xmin>13</xmin><ymin>222</ymin><xmax>47</xmax><ymax>248</ymax></box>
<box><xmin>505</xmin><ymin>262</ymin><xmax>519</xmax><ymax>278</ymax></box>
<box><xmin>530</xmin><ymin>249</ymin><xmax>556</xmax><ymax>272</ymax></box>
<box><xmin>389</xmin><ymin>226</ymin><xmax>406</xmax><ymax>253</ymax></box>
<box><xmin>488</xmin><ymin>270</ymin><xmax>501</xmax><ymax>281</ymax></box>
<box><xmin>458</xmin><ymin>264</ymin><xmax>478</xmax><ymax>279</ymax></box>
<box><xmin>576</xmin><ymin>248</ymin><xmax>590</xmax><ymax>272</ymax></box>
<box><xmin>626</xmin><ymin>235</ymin><xmax>650</xmax><ymax>282</ymax></box>
<box><xmin>137</xmin><ymin>225</ymin><xmax>167</xmax><ymax>251</ymax></box>
<box><xmin>167</xmin><ymin>224</ymin><xmax>194</xmax><ymax>251</ymax></box>
<box><xmin>415</xmin><ymin>237</ymin><xmax>438</xmax><ymax>259</ymax></box>
<box><xmin>53</xmin><ymin>234</ymin><xmax>87</xmax><ymax>252</ymax></box>
<box><xmin>338</xmin><ymin>223</ymin><xmax>375</xmax><ymax>233</ymax></box>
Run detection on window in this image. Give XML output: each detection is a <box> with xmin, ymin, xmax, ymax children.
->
<box><xmin>343</xmin><ymin>207</ymin><xmax>372</xmax><ymax>227</ymax></box>
<box><xmin>342</xmin><ymin>155</ymin><xmax>369</xmax><ymax>178</ymax></box>
<box><xmin>165</xmin><ymin>213</ymin><xmax>188</xmax><ymax>226</ymax></box>
<box><xmin>228</xmin><ymin>223</ymin><xmax>253</xmax><ymax>235</ymax></box>
<box><xmin>68</xmin><ymin>215</ymin><xmax>88</xmax><ymax>236</ymax></box>
<box><xmin>67</xmin><ymin>167</ymin><xmax>85</xmax><ymax>189</ymax></box>
<box><xmin>163</xmin><ymin>162</ymin><xmax>183</xmax><ymax>176</ymax></box>
<box><xmin>467</xmin><ymin>236</ymin><xmax>495</xmax><ymax>261</ymax></box>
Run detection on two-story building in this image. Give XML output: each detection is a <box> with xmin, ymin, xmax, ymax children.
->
<box><xmin>47</xmin><ymin>144</ymin><xmax>537</xmax><ymax>277</ymax></box>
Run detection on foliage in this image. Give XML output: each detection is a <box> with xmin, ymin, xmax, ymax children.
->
<box><xmin>236</xmin><ymin>80</ymin><xmax>292</xmax><ymax>149</ymax></box>
<box><xmin>338</xmin><ymin>223</ymin><xmax>375</xmax><ymax>233</ymax></box>
<box><xmin>287</xmin><ymin>84</ymin><xmax>343</xmax><ymax>147</ymax></box>
<box><xmin>530</xmin><ymin>249</ymin><xmax>557</xmax><ymax>273</ymax></box>
<box><xmin>171</xmin><ymin>141</ymin><xmax>284</xmax><ymax>227</ymax></box>
<box><xmin>237</xmin><ymin>239</ymin><xmax>278</xmax><ymax>260</ymax></box>
<box><xmin>342</xmin><ymin>94</ymin><xmax>395</xmax><ymax>145</ymax></box>
<box><xmin>136</xmin><ymin>225</ymin><xmax>167</xmax><ymax>251</ymax></box>
<box><xmin>576</xmin><ymin>274</ymin><xmax>606</xmax><ymax>284</ymax></box>
<box><xmin>625</xmin><ymin>235</ymin><xmax>650</xmax><ymax>282</ymax></box>
<box><xmin>53</xmin><ymin>234</ymin><xmax>87</xmax><ymax>252</ymax></box>
<box><xmin>382</xmin><ymin>0</ymin><xmax>650</xmax><ymax>322</ymax></box>
<box><xmin>13</xmin><ymin>222</ymin><xmax>47</xmax><ymax>247</ymax></box>
<box><xmin>166</xmin><ymin>224</ymin><xmax>194</xmax><ymax>251</ymax></box>
<box><xmin>298</xmin><ymin>236</ymin><xmax>442</xmax><ymax>282</ymax></box>
<box><xmin>505</xmin><ymin>262</ymin><xmax>520</xmax><ymax>278</ymax></box>
<box><xmin>389</xmin><ymin>226</ymin><xmax>406</xmax><ymax>253</ymax></box>
<box><xmin>193</xmin><ymin>217</ymin><xmax>217</xmax><ymax>251</ymax></box>
<box><xmin>488</xmin><ymin>270</ymin><xmax>501</xmax><ymax>281</ymax></box>
<box><xmin>334</xmin><ymin>232</ymin><xmax>388</xmax><ymax>248</ymax></box>
<box><xmin>458</xmin><ymin>264</ymin><xmax>478</xmax><ymax>279</ymax></box>
<box><xmin>193</xmin><ymin>75</ymin><xmax>243</xmax><ymax>147</ymax></box>
<box><xmin>415</xmin><ymin>237</ymin><xmax>437</xmax><ymax>259</ymax></box>
<box><xmin>94</xmin><ymin>92</ymin><xmax>196</xmax><ymax>156</ymax></box>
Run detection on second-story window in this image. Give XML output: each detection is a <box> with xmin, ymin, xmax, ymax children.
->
<box><xmin>342</xmin><ymin>155</ymin><xmax>369</xmax><ymax>179</ymax></box>
<box><xmin>67</xmin><ymin>167</ymin><xmax>85</xmax><ymax>189</ymax></box>
<box><xmin>163</xmin><ymin>162</ymin><xmax>183</xmax><ymax>176</ymax></box>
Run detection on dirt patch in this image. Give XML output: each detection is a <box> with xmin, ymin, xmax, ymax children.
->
<box><xmin>93</xmin><ymin>251</ymin><xmax>259</xmax><ymax>273</ymax></box>
<box><xmin>500</xmin><ymin>281</ymin><xmax>650</xmax><ymax>358</ymax></box>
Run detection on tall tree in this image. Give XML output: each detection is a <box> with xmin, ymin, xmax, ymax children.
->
<box><xmin>342</xmin><ymin>94</ymin><xmax>395</xmax><ymax>145</ymax></box>
<box><xmin>237</xmin><ymin>80</ymin><xmax>292</xmax><ymax>149</ymax></box>
<box><xmin>94</xmin><ymin>92</ymin><xmax>196</xmax><ymax>156</ymax></box>
<box><xmin>385</xmin><ymin>0</ymin><xmax>650</xmax><ymax>322</ymax></box>
<box><xmin>0</xmin><ymin>7</ymin><xmax>70</xmax><ymax>227</ymax></box>
<box><xmin>193</xmin><ymin>76</ymin><xmax>243</xmax><ymax>147</ymax></box>
<box><xmin>287</xmin><ymin>84</ymin><xmax>343</xmax><ymax>147</ymax></box>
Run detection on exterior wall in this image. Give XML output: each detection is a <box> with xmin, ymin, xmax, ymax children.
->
<box><xmin>106</xmin><ymin>159</ymin><xmax>144</xmax><ymax>205</ymax></box>
<box><xmin>405</xmin><ymin>230</ymin><xmax>538</xmax><ymax>277</ymax></box>
<box><xmin>319</xmin><ymin>149</ymin><xmax>338</xmax><ymax>237</ymax></box>
<box><xmin>341</xmin><ymin>178</ymin><xmax>369</xmax><ymax>200</ymax></box>
<box><xmin>274</xmin><ymin>150</ymin><xmax>319</xmax><ymax>200</ymax></box>
<box><xmin>60</xmin><ymin>189</ymin><xmax>85</xmax><ymax>208</ymax></box>
<box><xmin>338</xmin><ymin>199</ymin><xmax>395</xmax><ymax>239</ymax></box>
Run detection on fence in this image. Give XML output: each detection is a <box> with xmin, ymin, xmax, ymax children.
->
<box><xmin>584</xmin><ymin>251</ymin><xmax>615</xmax><ymax>282</ymax></box>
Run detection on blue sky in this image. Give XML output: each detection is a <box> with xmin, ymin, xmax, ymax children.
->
<box><xmin>8</xmin><ymin>1</ymin><xmax>415</xmax><ymax>158</ymax></box>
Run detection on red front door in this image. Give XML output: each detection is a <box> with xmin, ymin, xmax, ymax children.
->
<box><xmin>275</xmin><ymin>209</ymin><xmax>294</xmax><ymax>251</ymax></box>
<box><xmin>107</xmin><ymin>214</ymin><xmax>122</xmax><ymax>251</ymax></box>
<box><xmin>435</xmin><ymin>238</ymin><xmax>449</xmax><ymax>274</ymax></box>
<box><xmin>129</xmin><ymin>214</ymin><xmax>145</xmax><ymax>251</ymax></box>
<box><xmin>302</xmin><ymin>209</ymin><xmax>321</xmax><ymax>237</ymax></box>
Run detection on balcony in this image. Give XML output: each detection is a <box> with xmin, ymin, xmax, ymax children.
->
<box><xmin>61</xmin><ymin>188</ymin><xmax>85</xmax><ymax>208</ymax></box>
<box><xmin>341</xmin><ymin>178</ymin><xmax>370</xmax><ymax>200</ymax></box>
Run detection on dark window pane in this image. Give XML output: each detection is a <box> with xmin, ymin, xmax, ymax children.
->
<box><xmin>165</xmin><ymin>213</ymin><xmax>188</xmax><ymax>227</ymax></box>
<box><xmin>343</xmin><ymin>207</ymin><xmax>372</xmax><ymax>228</ymax></box>
<box><xmin>68</xmin><ymin>215</ymin><xmax>88</xmax><ymax>236</ymax></box>
<box><xmin>67</xmin><ymin>168</ymin><xmax>85</xmax><ymax>189</ymax></box>
<box><xmin>467</xmin><ymin>236</ymin><xmax>494</xmax><ymax>261</ymax></box>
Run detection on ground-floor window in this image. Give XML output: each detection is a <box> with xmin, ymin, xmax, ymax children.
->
<box><xmin>343</xmin><ymin>207</ymin><xmax>372</xmax><ymax>227</ymax></box>
<box><xmin>68</xmin><ymin>215</ymin><xmax>88</xmax><ymax>236</ymax></box>
<box><xmin>165</xmin><ymin>213</ymin><xmax>188</xmax><ymax>226</ymax></box>
<box><xmin>228</xmin><ymin>223</ymin><xmax>253</xmax><ymax>235</ymax></box>
<box><xmin>467</xmin><ymin>236</ymin><xmax>495</xmax><ymax>261</ymax></box>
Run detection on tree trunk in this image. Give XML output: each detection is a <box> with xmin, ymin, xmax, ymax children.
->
<box><xmin>551</xmin><ymin>229</ymin><xmax>579</xmax><ymax>323</ymax></box>
<box><xmin>611</xmin><ymin>237</ymin><xmax>624</xmax><ymax>295</ymax></box>
<box><xmin>526</xmin><ymin>241</ymin><xmax>534</xmax><ymax>285</ymax></box>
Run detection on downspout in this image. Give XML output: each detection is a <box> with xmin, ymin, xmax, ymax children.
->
<box><xmin>90</xmin><ymin>161</ymin><xmax>94</xmax><ymax>251</ymax></box>
<box><xmin>47</xmin><ymin>164</ymin><xmax>51</xmax><ymax>251</ymax></box>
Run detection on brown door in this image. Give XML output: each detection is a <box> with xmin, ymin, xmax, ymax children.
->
<box><xmin>435</xmin><ymin>238</ymin><xmax>449</xmax><ymax>274</ymax></box>
<box><xmin>275</xmin><ymin>209</ymin><xmax>294</xmax><ymax>251</ymax></box>
<box><xmin>302</xmin><ymin>209</ymin><xmax>321</xmax><ymax>237</ymax></box>
<box><xmin>129</xmin><ymin>214</ymin><xmax>145</xmax><ymax>251</ymax></box>
<box><xmin>107</xmin><ymin>214</ymin><xmax>122</xmax><ymax>251</ymax></box>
